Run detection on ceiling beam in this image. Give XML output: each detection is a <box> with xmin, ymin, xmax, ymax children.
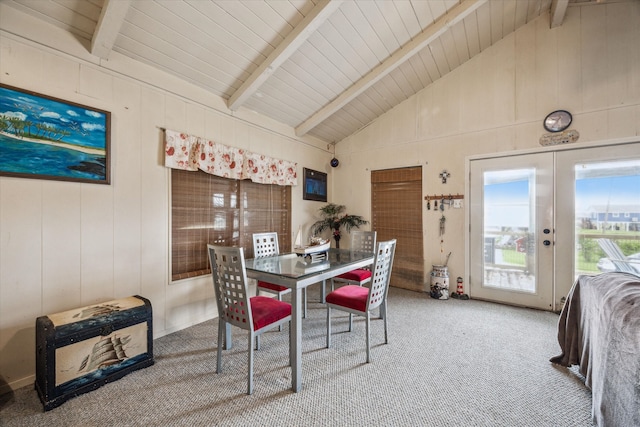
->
<box><xmin>91</xmin><ymin>0</ymin><xmax>131</xmax><ymax>59</ymax></box>
<box><xmin>550</xmin><ymin>0</ymin><xmax>570</xmax><ymax>28</ymax></box>
<box><xmin>227</xmin><ymin>0</ymin><xmax>343</xmax><ymax>111</ymax></box>
<box><xmin>295</xmin><ymin>0</ymin><xmax>488</xmax><ymax>138</ymax></box>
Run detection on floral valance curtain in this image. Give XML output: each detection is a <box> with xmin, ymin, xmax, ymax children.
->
<box><xmin>164</xmin><ymin>129</ymin><xmax>298</xmax><ymax>186</ymax></box>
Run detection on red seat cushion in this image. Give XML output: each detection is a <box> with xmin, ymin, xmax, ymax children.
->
<box><xmin>326</xmin><ymin>285</ymin><xmax>369</xmax><ymax>312</ymax></box>
<box><xmin>250</xmin><ymin>296</ymin><xmax>291</xmax><ymax>330</ymax></box>
<box><xmin>335</xmin><ymin>269</ymin><xmax>371</xmax><ymax>283</ymax></box>
<box><xmin>257</xmin><ymin>280</ymin><xmax>289</xmax><ymax>293</ymax></box>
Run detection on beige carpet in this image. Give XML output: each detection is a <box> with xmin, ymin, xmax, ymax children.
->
<box><xmin>0</xmin><ymin>287</ymin><xmax>592</xmax><ymax>426</ymax></box>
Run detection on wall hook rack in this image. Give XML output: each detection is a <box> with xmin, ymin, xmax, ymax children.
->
<box><xmin>424</xmin><ymin>194</ymin><xmax>464</xmax><ymax>201</ymax></box>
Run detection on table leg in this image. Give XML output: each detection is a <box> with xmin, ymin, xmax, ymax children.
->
<box><xmin>291</xmin><ymin>286</ymin><xmax>302</xmax><ymax>392</ymax></box>
<box><xmin>321</xmin><ymin>279</ymin><xmax>326</xmax><ymax>304</ymax></box>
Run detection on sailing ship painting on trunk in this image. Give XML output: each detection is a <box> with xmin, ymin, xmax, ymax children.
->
<box><xmin>55</xmin><ymin>323</ymin><xmax>148</xmax><ymax>386</ymax></box>
<box><xmin>0</xmin><ymin>83</ymin><xmax>110</xmax><ymax>184</ymax></box>
<box><xmin>49</xmin><ymin>297</ymin><xmax>151</xmax><ymax>387</ymax></box>
<box><xmin>78</xmin><ymin>334</ymin><xmax>132</xmax><ymax>373</ymax></box>
<box><xmin>72</xmin><ymin>302</ymin><xmax>123</xmax><ymax>319</ymax></box>
<box><xmin>36</xmin><ymin>296</ymin><xmax>153</xmax><ymax>410</ymax></box>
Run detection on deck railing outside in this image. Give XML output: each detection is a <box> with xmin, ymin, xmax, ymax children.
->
<box><xmin>484</xmin><ymin>231</ymin><xmax>640</xmax><ymax>275</ymax></box>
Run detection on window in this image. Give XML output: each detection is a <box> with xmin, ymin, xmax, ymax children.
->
<box><xmin>171</xmin><ymin>169</ymin><xmax>291</xmax><ymax>281</ymax></box>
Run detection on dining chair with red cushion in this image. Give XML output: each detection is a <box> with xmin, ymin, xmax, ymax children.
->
<box><xmin>326</xmin><ymin>239</ymin><xmax>396</xmax><ymax>363</ymax></box>
<box><xmin>253</xmin><ymin>232</ymin><xmax>307</xmax><ymax>318</ymax></box>
<box><xmin>330</xmin><ymin>231</ymin><xmax>377</xmax><ymax>291</ymax></box>
<box><xmin>208</xmin><ymin>244</ymin><xmax>292</xmax><ymax>395</ymax></box>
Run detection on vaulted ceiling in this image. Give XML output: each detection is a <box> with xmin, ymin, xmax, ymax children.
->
<box><xmin>3</xmin><ymin>0</ymin><xmax>578</xmax><ymax>144</ymax></box>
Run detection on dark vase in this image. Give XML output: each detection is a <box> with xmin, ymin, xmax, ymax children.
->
<box><xmin>333</xmin><ymin>224</ymin><xmax>341</xmax><ymax>249</ymax></box>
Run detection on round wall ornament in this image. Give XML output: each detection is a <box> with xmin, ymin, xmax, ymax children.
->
<box><xmin>543</xmin><ymin>110</ymin><xmax>572</xmax><ymax>133</ymax></box>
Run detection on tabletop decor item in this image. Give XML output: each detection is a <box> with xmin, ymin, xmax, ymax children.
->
<box><xmin>310</xmin><ymin>203</ymin><xmax>369</xmax><ymax>249</ymax></box>
<box><xmin>0</xmin><ymin>83</ymin><xmax>110</xmax><ymax>184</ymax></box>
<box><xmin>294</xmin><ymin>227</ymin><xmax>330</xmax><ymax>262</ymax></box>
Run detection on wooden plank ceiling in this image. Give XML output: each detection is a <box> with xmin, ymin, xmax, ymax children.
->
<box><xmin>4</xmin><ymin>0</ymin><xmax>575</xmax><ymax>144</ymax></box>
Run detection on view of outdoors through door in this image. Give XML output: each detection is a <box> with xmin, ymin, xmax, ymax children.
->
<box><xmin>471</xmin><ymin>143</ymin><xmax>640</xmax><ymax>311</ymax></box>
<box><xmin>573</xmin><ymin>159</ymin><xmax>640</xmax><ymax>278</ymax></box>
<box><xmin>469</xmin><ymin>153</ymin><xmax>554</xmax><ymax>310</ymax></box>
<box><xmin>483</xmin><ymin>169</ymin><xmax>537</xmax><ymax>293</ymax></box>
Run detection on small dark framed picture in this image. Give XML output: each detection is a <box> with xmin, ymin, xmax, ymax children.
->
<box><xmin>0</xmin><ymin>83</ymin><xmax>111</xmax><ymax>184</ymax></box>
<box><xmin>303</xmin><ymin>168</ymin><xmax>327</xmax><ymax>202</ymax></box>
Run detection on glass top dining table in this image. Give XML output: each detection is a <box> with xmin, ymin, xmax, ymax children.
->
<box><xmin>244</xmin><ymin>248</ymin><xmax>374</xmax><ymax>392</ymax></box>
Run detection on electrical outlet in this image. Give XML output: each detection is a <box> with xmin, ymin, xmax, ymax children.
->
<box><xmin>453</xmin><ymin>199</ymin><xmax>463</xmax><ymax>209</ymax></box>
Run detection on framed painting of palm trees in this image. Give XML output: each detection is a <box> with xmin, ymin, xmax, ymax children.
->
<box><xmin>0</xmin><ymin>83</ymin><xmax>111</xmax><ymax>184</ymax></box>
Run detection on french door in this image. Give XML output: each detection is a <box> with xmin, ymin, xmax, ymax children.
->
<box><xmin>555</xmin><ymin>144</ymin><xmax>640</xmax><ymax>303</ymax></box>
<box><xmin>470</xmin><ymin>153</ymin><xmax>554</xmax><ymax>310</ymax></box>
<box><xmin>469</xmin><ymin>143</ymin><xmax>640</xmax><ymax>311</ymax></box>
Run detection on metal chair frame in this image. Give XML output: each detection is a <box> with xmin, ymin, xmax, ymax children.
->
<box><xmin>253</xmin><ymin>232</ymin><xmax>307</xmax><ymax>318</ymax></box>
<box><xmin>208</xmin><ymin>244</ymin><xmax>291</xmax><ymax>394</ymax></box>
<box><xmin>330</xmin><ymin>230</ymin><xmax>377</xmax><ymax>290</ymax></box>
<box><xmin>326</xmin><ymin>239</ymin><xmax>396</xmax><ymax>363</ymax></box>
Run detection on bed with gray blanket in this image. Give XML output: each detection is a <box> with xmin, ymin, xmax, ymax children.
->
<box><xmin>550</xmin><ymin>272</ymin><xmax>640</xmax><ymax>426</ymax></box>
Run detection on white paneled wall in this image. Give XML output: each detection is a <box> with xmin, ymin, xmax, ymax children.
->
<box><xmin>0</xmin><ymin>29</ymin><xmax>328</xmax><ymax>393</ymax></box>
<box><xmin>334</xmin><ymin>2</ymin><xmax>640</xmax><ymax>293</ymax></box>
<box><xmin>1</xmin><ymin>0</ymin><xmax>639</xmax><ymax>395</ymax></box>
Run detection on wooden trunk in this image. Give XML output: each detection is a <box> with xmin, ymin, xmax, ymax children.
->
<box><xmin>35</xmin><ymin>295</ymin><xmax>154</xmax><ymax>411</ymax></box>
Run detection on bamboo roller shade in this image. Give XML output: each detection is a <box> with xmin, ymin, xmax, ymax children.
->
<box><xmin>171</xmin><ymin>169</ymin><xmax>291</xmax><ymax>281</ymax></box>
<box><xmin>371</xmin><ymin>166</ymin><xmax>424</xmax><ymax>292</ymax></box>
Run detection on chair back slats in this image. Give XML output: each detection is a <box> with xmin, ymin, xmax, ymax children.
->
<box><xmin>596</xmin><ymin>238</ymin><xmax>639</xmax><ymax>274</ymax></box>
<box><xmin>208</xmin><ymin>245</ymin><xmax>253</xmax><ymax>330</ymax></box>
<box><xmin>325</xmin><ymin>238</ymin><xmax>397</xmax><ymax>363</ymax></box>
<box><xmin>208</xmin><ymin>243</ymin><xmax>292</xmax><ymax>395</ymax></box>
<box><xmin>351</xmin><ymin>231</ymin><xmax>377</xmax><ymax>253</ymax></box>
<box><xmin>367</xmin><ymin>239</ymin><xmax>397</xmax><ymax>311</ymax></box>
<box><xmin>253</xmin><ymin>232</ymin><xmax>279</xmax><ymax>258</ymax></box>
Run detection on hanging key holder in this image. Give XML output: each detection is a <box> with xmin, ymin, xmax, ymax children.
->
<box><xmin>424</xmin><ymin>194</ymin><xmax>465</xmax><ymax>213</ymax></box>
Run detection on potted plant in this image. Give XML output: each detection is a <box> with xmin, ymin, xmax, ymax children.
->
<box><xmin>310</xmin><ymin>203</ymin><xmax>369</xmax><ymax>249</ymax></box>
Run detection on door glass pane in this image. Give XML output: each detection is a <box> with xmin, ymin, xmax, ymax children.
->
<box><xmin>483</xmin><ymin>169</ymin><xmax>536</xmax><ymax>292</ymax></box>
<box><xmin>575</xmin><ymin>160</ymin><xmax>640</xmax><ymax>277</ymax></box>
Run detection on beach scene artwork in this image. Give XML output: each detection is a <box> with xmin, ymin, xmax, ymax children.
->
<box><xmin>0</xmin><ymin>84</ymin><xmax>110</xmax><ymax>184</ymax></box>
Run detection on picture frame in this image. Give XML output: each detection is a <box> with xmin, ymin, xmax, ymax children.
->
<box><xmin>303</xmin><ymin>167</ymin><xmax>327</xmax><ymax>202</ymax></box>
<box><xmin>0</xmin><ymin>83</ymin><xmax>111</xmax><ymax>184</ymax></box>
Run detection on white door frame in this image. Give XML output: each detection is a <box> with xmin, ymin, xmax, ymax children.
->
<box><xmin>469</xmin><ymin>152</ymin><xmax>554</xmax><ymax>310</ymax></box>
<box><xmin>464</xmin><ymin>137</ymin><xmax>640</xmax><ymax>311</ymax></box>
